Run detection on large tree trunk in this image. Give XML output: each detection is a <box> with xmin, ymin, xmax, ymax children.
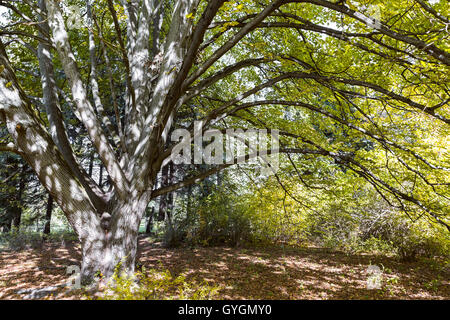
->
<box><xmin>79</xmin><ymin>195</ymin><xmax>150</xmax><ymax>284</ymax></box>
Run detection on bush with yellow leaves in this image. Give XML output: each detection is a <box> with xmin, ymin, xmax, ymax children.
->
<box><xmin>95</xmin><ymin>263</ymin><xmax>219</xmax><ymax>300</ymax></box>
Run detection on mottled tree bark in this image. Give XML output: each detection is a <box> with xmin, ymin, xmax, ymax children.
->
<box><xmin>80</xmin><ymin>194</ymin><xmax>150</xmax><ymax>282</ymax></box>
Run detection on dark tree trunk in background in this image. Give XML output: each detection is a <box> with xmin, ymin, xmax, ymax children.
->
<box><xmin>43</xmin><ymin>194</ymin><xmax>53</xmax><ymax>235</ymax></box>
<box><xmin>145</xmin><ymin>206</ymin><xmax>155</xmax><ymax>234</ymax></box>
<box><xmin>186</xmin><ymin>184</ymin><xmax>193</xmax><ymax>219</ymax></box>
<box><xmin>88</xmin><ymin>151</ymin><xmax>94</xmax><ymax>177</ymax></box>
<box><xmin>165</xmin><ymin>184</ymin><xmax>174</xmax><ymax>228</ymax></box>
<box><xmin>167</xmin><ymin>162</ymin><xmax>175</xmax><ymax>218</ymax></box>
<box><xmin>99</xmin><ymin>163</ymin><xmax>103</xmax><ymax>187</ymax></box>
<box><xmin>11</xmin><ymin>167</ymin><xmax>25</xmax><ymax>230</ymax></box>
<box><xmin>161</xmin><ymin>163</ymin><xmax>175</xmax><ymax>246</ymax></box>
<box><xmin>10</xmin><ymin>206</ymin><xmax>21</xmax><ymax>230</ymax></box>
<box><xmin>158</xmin><ymin>164</ymin><xmax>170</xmax><ymax>221</ymax></box>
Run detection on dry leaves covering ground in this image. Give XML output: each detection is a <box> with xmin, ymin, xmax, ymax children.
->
<box><xmin>0</xmin><ymin>236</ymin><xmax>448</xmax><ymax>300</ymax></box>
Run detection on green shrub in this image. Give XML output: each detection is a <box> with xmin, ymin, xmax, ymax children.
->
<box><xmin>164</xmin><ymin>186</ymin><xmax>259</xmax><ymax>247</ymax></box>
<box><xmin>359</xmin><ymin>210</ymin><xmax>449</xmax><ymax>261</ymax></box>
<box><xmin>304</xmin><ymin>200</ymin><xmax>449</xmax><ymax>261</ymax></box>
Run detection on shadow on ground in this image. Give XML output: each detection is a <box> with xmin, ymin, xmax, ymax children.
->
<box><xmin>0</xmin><ymin>236</ymin><xmax>448</xmax><ymax>299</ymax></box>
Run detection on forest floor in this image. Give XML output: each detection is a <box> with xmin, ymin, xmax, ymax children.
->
<box><xmin>0</xmin><ymin>236</ymin><xmax>449</xmax><ymax>300</ymax></box>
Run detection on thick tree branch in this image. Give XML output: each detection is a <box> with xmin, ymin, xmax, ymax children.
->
<box><xmin>45</xmin><ymin>0</ymin><xmax>129</xmax><ymax>199</ymax></box>
<box><xmin>38</xmin><ymin>0</ymin><xmax>107</xmax><ymax>211</ymax></box>
<box><xmin>183</xmin><ymin>0</ymin><xmax>285</xmax><ymax>88</ymax></box>
<box><xmin>0</xmin><ymin>39</ymin><xmax>100</xmax><ymax>236</ymax></box>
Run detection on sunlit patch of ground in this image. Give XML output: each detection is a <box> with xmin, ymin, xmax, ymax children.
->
<box><xmin>0</xmin><ymin>236</ymin><xmax>448</xmax><ymax>300</ymax></box>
